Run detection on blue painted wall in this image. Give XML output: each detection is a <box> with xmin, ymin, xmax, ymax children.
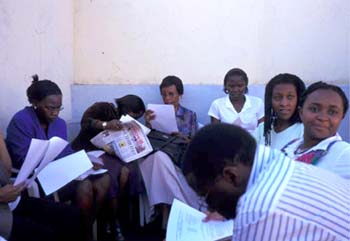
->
<box><xmin>70</xmin><ymin>84</ymin><xmax>350</xmax><ymax>142</ymax></box>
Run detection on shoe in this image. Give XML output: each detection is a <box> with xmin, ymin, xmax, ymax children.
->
<box><xmin>115</xmin><ymin>226</ymin><xmax>125</xmax><ymax>241</ymax></box>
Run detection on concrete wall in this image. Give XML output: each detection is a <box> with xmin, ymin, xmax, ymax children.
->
<box><xmin>74</xmin><ymin>0</ymin><xmax>350</xmax><ymax>85</ymax></box>
<box><xmin>1</xmin><ymin>0</ymin><xmax>349</xmax><ymax>143</ymax></box>
<box><xmin>0</xmin><ymin>0</ymin><xmax>73</xmax><ymax>132</ymax></box>
<box><xmin>69</xmin><ymin>84</ymin><xmax>350</xmax><ymax>142</ymax></box>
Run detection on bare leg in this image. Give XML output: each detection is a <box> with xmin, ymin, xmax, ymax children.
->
<box><xmin>75</xmin><ymin>179</ymin><xmax>94</xmax><ymax>241</ymax></box>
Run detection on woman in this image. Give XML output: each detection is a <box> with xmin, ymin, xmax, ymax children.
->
<box><xmin>208</xmin><ymin>68</ymin><xmax>264</xmax><ymax>135</ymax></box>
<box><xmin>0</xmin><ymin>129</ymin><xmax>83</xmax><ymax>241</ymax></box>
<box><xmin>281</xmin><ymin>81</ymin><xmax>350</xmax><ymax>179</ymax></box>
<box><xmin>140</xmin><ymin>76</ymin><xmax>202</xmax><ymax>228</ymax></box>
<box><xmin>255</xmin><ymin>73</ymin><xmax>306</xmax><ymax>150</ymax></box>
<box><xmin>71</xmin><ymin>95</ymin><xmax>146</xmax><ymax>240</ymax></box>
<box><xmin>6</xmin><ymin>75</ymin><xmax>110</xmax><ymax>241</ymax></box>
<box><xmin>145</xmin><ymin>75</ymin><xmax>197</xmax><ymax>139</ymax></box>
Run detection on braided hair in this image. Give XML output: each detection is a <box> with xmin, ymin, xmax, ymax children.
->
<box><xmin>263</xmin><ymin>73</ymin><xmax>306</xmax><ymax>146</ymax></box>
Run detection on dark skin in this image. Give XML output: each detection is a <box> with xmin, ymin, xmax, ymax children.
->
<box><xmin>0</xmin><ymin>129</ymin><xmax>26</xmax><ymax>203</ymax></box>
<box><xmin>32</xmin><ymin>94</ymin><xmax>111</xmax><ymax>241</ymax></box>
<box><xmin>145</xmin><ymin>84</ymin><xmax>191</xmax><ymax>143</ymax></box>
<box><xmin>33</xmin><ymin>94</ymin><xmax>63</xmax><ymax>135</ymax></box>
<box><xmin>211</xmin><ymin>75</ymin><xmax>264</xmax><ymax>124</ymax></box>
<box><xmin>299</xmin><ymin>89</ymin><xmax>344</xmax><ymax>150</ymax></box>
<box><xmin>202</xmin><ymin>163</ymin><xmax>252</xmax><ymax>221</ymax></box>
<box><xmin>271</xmin><ymin>83</ymin><xmax>298</xmax><ymax>133</ymax></box>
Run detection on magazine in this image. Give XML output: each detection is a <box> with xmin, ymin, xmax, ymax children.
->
<box><xmin>90</xmin><ymin>120</ymin><xmax>153</xmax><ymax>163</ymax></box>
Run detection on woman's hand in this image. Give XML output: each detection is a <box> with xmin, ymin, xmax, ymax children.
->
<box><xmin>105</xmin><ymin>119</ymin><xmax>123</xmax><ymax>131</ymax></box>
<box><xmin>0</xmin><ymin>183</ymin><xmax>25</xmax><ymax>203</ymax></box>
<box><xmin>145</xmin><ymin>109</ymin><xmax>156</xmax><ymax>128</ymax></box>
<box><xmin>92</xmin><ymin>162</ymin><xmax>103</xmax><ymax>170</ymax></box>
<box><xmin>202</xmin><ymin>211</ymin><xmax>226</xmax><ymax>222</ymax></box>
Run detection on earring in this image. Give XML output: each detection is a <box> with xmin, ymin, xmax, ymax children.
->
<box><xmin>33</xmin><ymin>105</ymin><xmax>37</xmax><ymax>110</ymax></box>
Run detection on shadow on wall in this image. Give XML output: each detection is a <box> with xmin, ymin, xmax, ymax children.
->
<box><xmin>69</xmin><ymin>84</ymin><xmax>350</xmax><ymax>142</ymax></box>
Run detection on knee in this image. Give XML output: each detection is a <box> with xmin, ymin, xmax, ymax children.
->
<box><xmin>120</xmin><ymin>166</ymin><xmax>130</xmax><ymax>180</ymax></box>
<box><xmin>76</xmin><ymin>180</ymin><xmax>93</xmax><ymax>208</ymax></box>
<box><xmin>93</xmin><ymin>173</ymin><xmax>111</xmax><ymax>195</ymax></box>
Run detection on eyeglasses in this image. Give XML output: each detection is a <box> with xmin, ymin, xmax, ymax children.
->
<box><xmin>43</xmin><ymin>105</ymin><xmax>64</xmax><ymax>112</ymax></box>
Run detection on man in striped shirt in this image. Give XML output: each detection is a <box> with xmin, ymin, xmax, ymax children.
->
<box><xmin>183</xmin><ymin>123</ymin><xmax>349</xmax><ymax>241</ymax></box>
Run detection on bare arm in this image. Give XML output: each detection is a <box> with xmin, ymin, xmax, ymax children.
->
<box><xmin>0</xmin><ymin>129</ymin><xmax>12</xmax><ymax>178</ymax></box>
<box><xmin>210</xmin><ymin>116</ymin><xmax>221</xmax><ymax>124</ymax></box>
<box><xmin>144</xmin><ymin>109</ymin><xmax>155</xmax><ymax>128</ymax></box>
<box><xmin>257</xmin><ymin>116</ymin><xmax>264</xmax><ymax>125</ymax></box>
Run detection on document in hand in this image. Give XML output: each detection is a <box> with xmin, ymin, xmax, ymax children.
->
<box><xmin>147</xmin><ymin>104</ymin><xmax>179</xmax><ymax>134</ymax></box>
<box><xmin>90</xmin><ymin>120</ymin><xmax>153</xmax><ymax>163</ymax></box>
<box><xmin>166</xmin><ymin>199</ymin><xmax>233</xmax><ymax>241</ymax></box>
<box><xmin>9</xmin><ymin>137</ymin><xmax>93</xmax><ymax>210</ymax></box>
<box><xmin>37</xmin><ymin>150</ymin><xmax>93</xmax><ymax>195</ymax></box>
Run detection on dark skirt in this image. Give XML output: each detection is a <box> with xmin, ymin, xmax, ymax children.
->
<box><xmin>101</xmin><ymin>153</ymin><xmax>143</xmax><ymax>198</ymax></box>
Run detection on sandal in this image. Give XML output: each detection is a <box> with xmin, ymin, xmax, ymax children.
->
<box><xmin>115</xmin><ymin>226</ymin><xmax>125</xmax><ymax>241</ymax></box>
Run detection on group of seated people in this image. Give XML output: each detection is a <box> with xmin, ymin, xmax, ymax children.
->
<box><xmin>0</xmin><ymin>68</ymin><xmax>349</xmax><ymax>241</ymax></box>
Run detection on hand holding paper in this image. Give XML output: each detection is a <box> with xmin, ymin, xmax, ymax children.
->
<box><xmin>147</xmin><ymin>104</ymin><xmax>179</xmax><ymax>134</ymax></box>
<box><xmin>166</xmin><ymin>199</ymin><xmax>233</xmax><ymax>241</ymax></box>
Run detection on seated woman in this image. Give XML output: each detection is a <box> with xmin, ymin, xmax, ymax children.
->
<box><xmin>208</xmin><ymin>68</ymin><xmax>264</xmax><ymax>135</ymax></box>
<box><xmin>0</xmin><ymin>129</ymin><xmax>84</xmax><ymax>241</ymax></box>
<box><xmin>6</xmin><ymin>75</ymin><xmax>110</xmax><ymax>241</ymax></box>
<box><xmin>281</xmin><ymin>81</ymin><xmax>350</xmax><ymax>179</ymax></box>
<box><xmin>254</xmin><ymin>73</ymin><xmax>306</xmax><ymax>150</ymax></box>
<box><xmin>139</xmin><ymin>76</ymin><xmax>202</xmax><ymax>228</ymax></box>
<box><xmin>71</xmin><ymin>95</ymin><xmax>146</xmax><ymax>240</ymax></box>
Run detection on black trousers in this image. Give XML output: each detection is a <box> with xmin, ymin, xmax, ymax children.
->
<box><xmin>9</xmin><ymin>196</ymin><xmax>84</xmax><ymax>241</ymax></box>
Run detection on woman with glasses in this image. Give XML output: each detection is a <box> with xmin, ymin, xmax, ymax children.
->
<box><xmin>6</xmin><ymin>75</ymin><xmax>111</xmax><ymax>241</ymax></box>
<box><xmin>140</xmin><ymin>76</ymin><xmax>201</xmax><ymax>230</ymax></box>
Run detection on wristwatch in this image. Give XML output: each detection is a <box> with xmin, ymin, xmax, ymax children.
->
<box><xmin>102</xmin><ymin>121</ymin><xmax>108</xmax><ymax>130</ymax></box>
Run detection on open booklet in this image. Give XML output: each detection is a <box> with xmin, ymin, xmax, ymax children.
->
<box><xmin>9</xmin><ymin>137</ymin><xmax>93</xmax><ymax>211</ymax></box>
<box><xmin>90</xmin><ymin>119</ymin><xmax>153</xmax><ymax>163</ymax></box>
<box><xmin>166</xmin><ymin>199</ymin><xmax>233</xmax><ymax>241</ymax></box>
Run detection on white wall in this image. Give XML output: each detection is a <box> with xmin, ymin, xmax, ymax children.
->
<box><xmin>1</xmin><ymin>0</ymin><xmax>349</xmax><ymax>132</ymax></box>
<box><xmin>74</xmin><ymin>0</ymin><xmax>350</xmax><ymax>85</ymax></box>
<box><xmin>0</xmin><ymin>0</ymin><xmax>73</xmax><ymax>131</ymax></box>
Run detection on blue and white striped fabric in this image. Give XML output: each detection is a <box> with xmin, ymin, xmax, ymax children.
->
<box><xmin>281</xmin><ymin>135</ymin><xmax>350</xmax><ymax>180</ymax></box>
<box><xmin>233</xmin><ymin>145</ymin><xmax>350</xmax><ymax>241</ymax></box>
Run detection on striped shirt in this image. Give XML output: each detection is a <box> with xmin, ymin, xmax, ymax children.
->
<box><xmin>233</xmin><ymin>145</ymin><xmax>350</xmax><ymax>241</ymax></box>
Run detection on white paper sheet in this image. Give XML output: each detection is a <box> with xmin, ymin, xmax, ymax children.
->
<box><xmin>120</xmin><ymin>114</ymin><xmax>151</xmax><ymax>135</ymax></box>
<box><xmin>35</xmin><ymin>136</ymin><xmax>68</xmax><ymax>173</ymax></box>
<box><xmin>13</xmin><ymin>139</ymin><xmax>49</xmax><ymax>186</ymax></box>
<box><xmin>166</xmin><ymin>199</ymin><xmax>233</xmax><ymax>241</ymax></box>
<box><xmin>76</xmin><ymin>150</ymin><xmax>108</xmax><ymax>180</ymax></box>
<box><xmin>37</xmin><ymin>150</ymin><xmax>93</xmax><ymax>195</ymax></box>
<box><xmin>147</xmin><ymin>104</ymin><xmax>179</xmax><ymax>134</ymax></box>
<box><xmin>28</xmin><ymin>137</ymin><xmax>68</xmax><ymax>185</ymax></box>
